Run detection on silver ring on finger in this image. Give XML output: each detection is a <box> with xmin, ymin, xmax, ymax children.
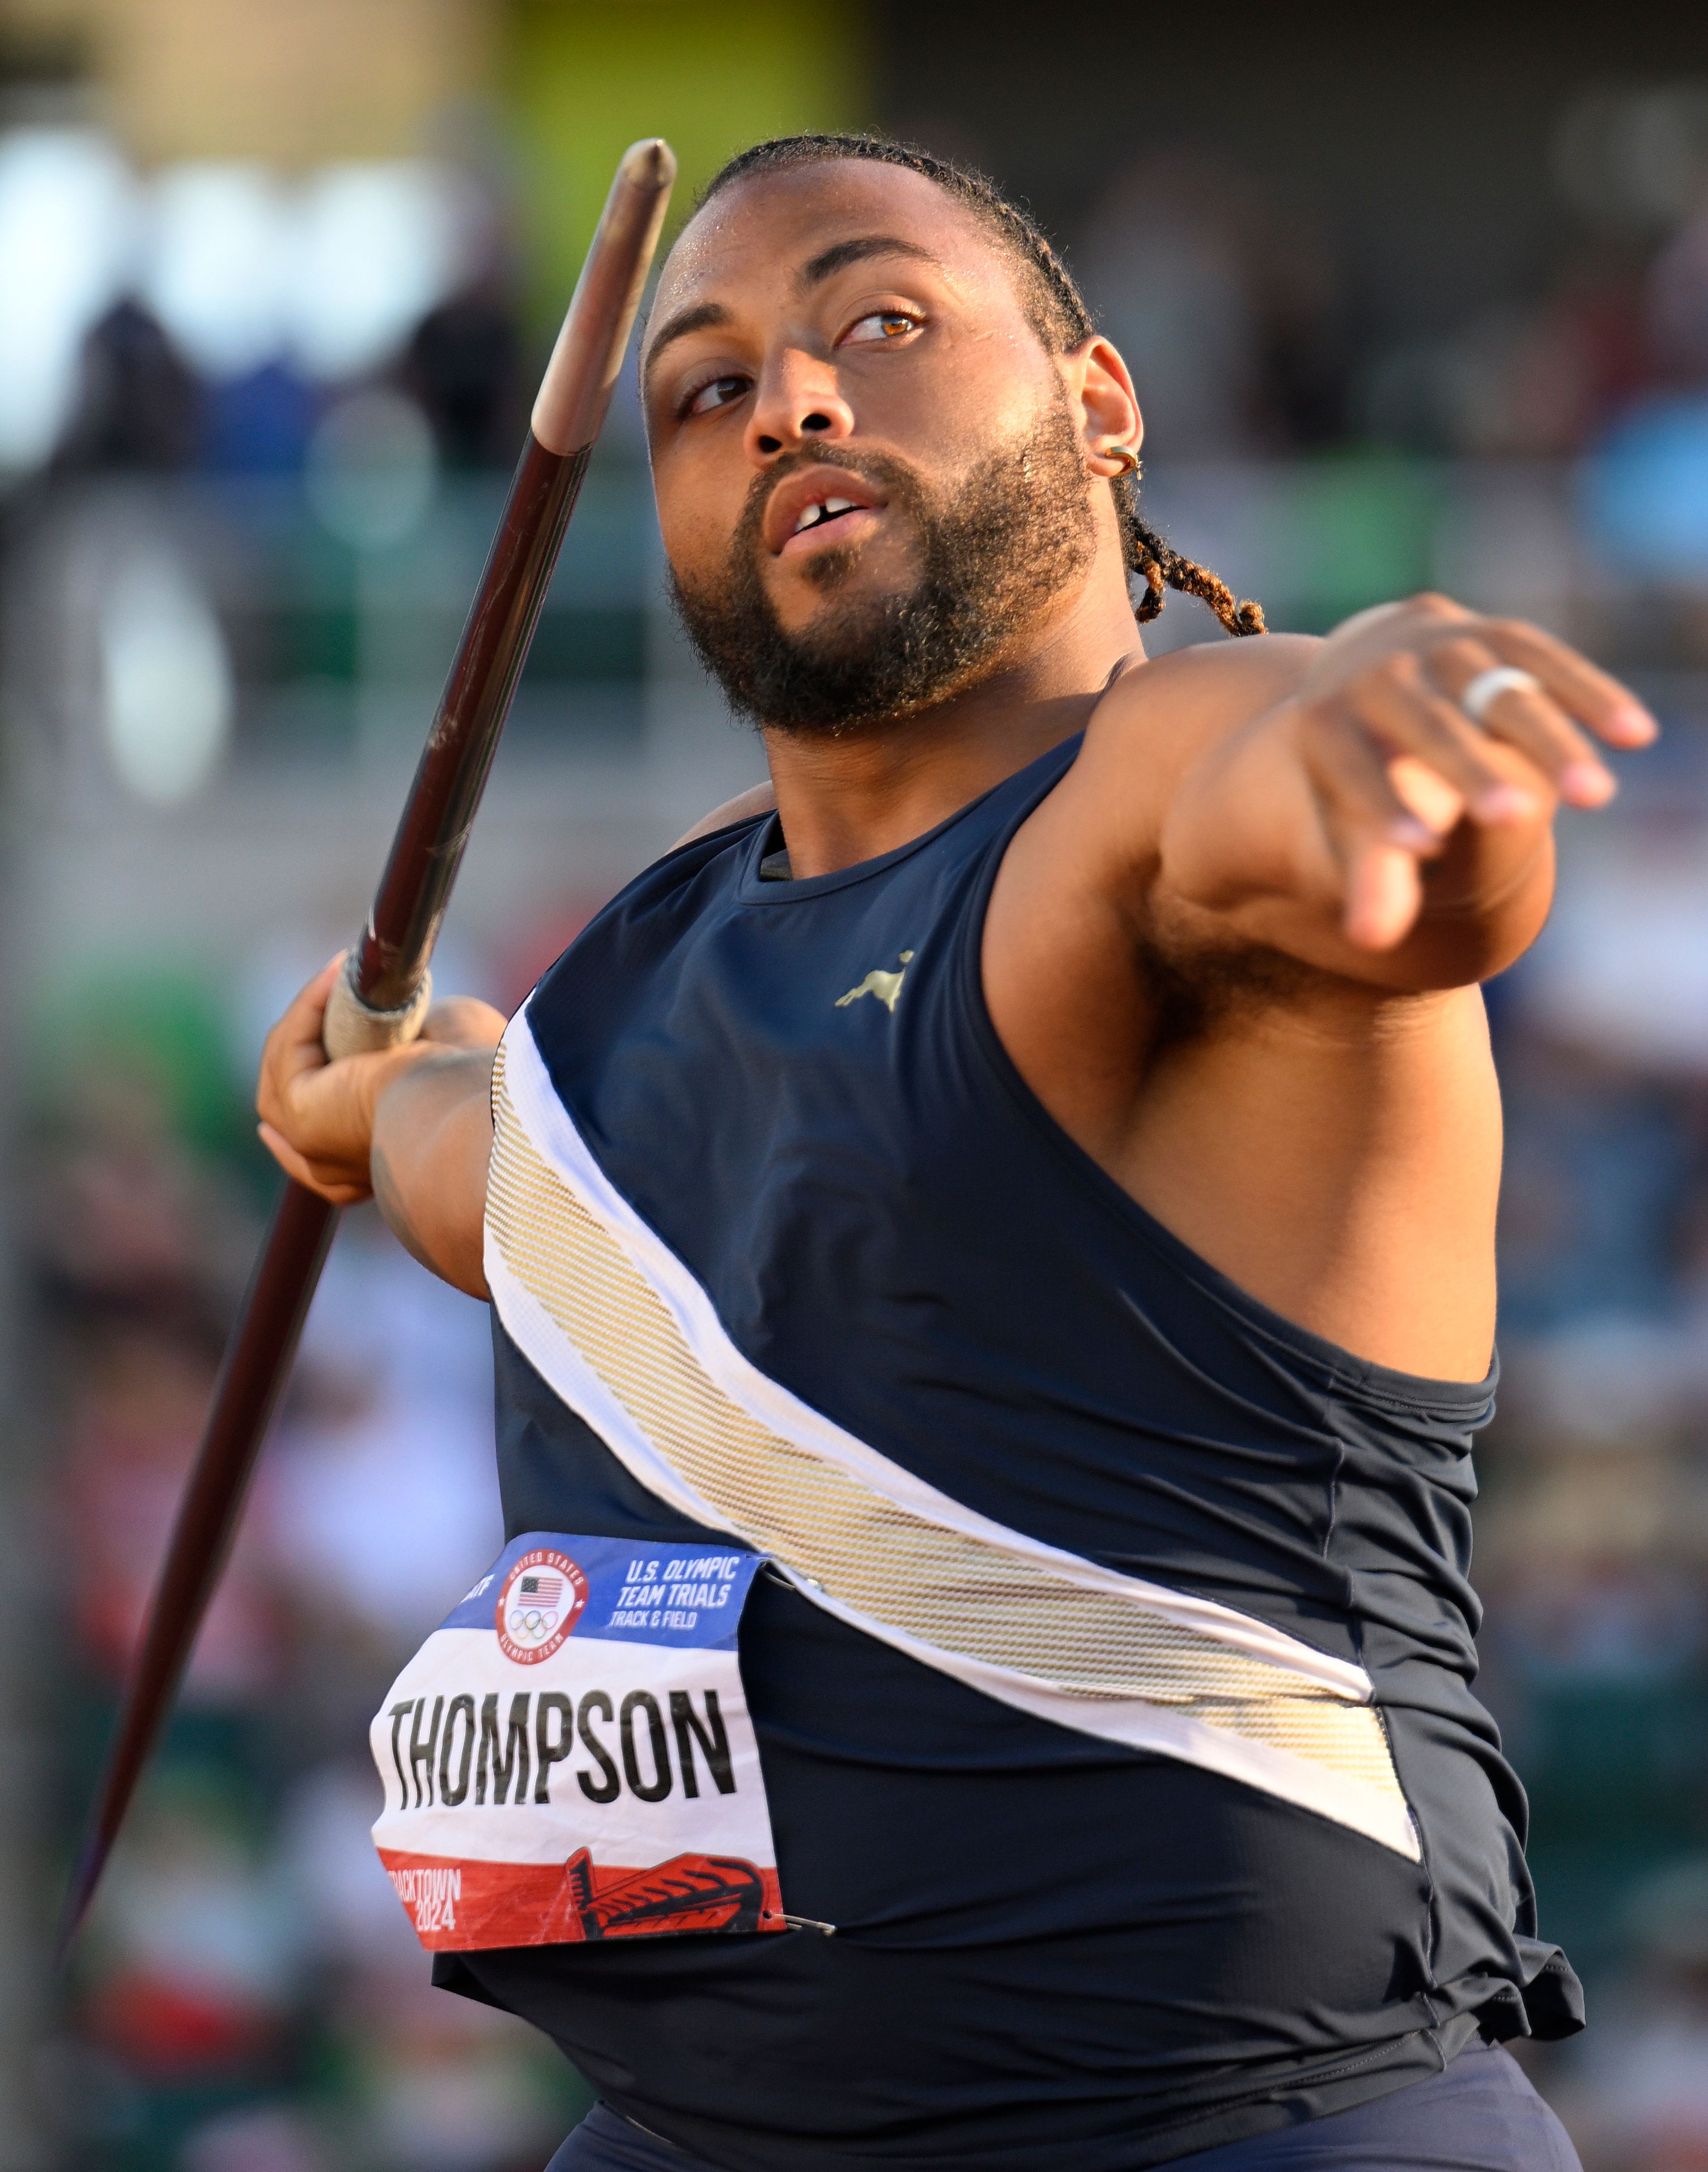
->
<box><xmin>1459</xmin><ymin>664</ymin><xmax>1543</xmax><ymax>727</ymax></box>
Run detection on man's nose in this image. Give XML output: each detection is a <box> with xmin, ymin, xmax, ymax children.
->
<box><xmin>745</xmin><ymin>347</ymin><xmax>855</xmax><ymax>465</ymax></box>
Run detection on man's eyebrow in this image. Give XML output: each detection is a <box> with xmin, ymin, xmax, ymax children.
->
<box><xmin>640</xmin><ymin>239</ymin><xmax>941</xmax><ymax>396</ymax></box>
<box><xmin>641</xmin><ymin>300</ymin><xmax>733</xmax><ymax>390</ymax></box>
<box><xmin>796</xmin><ymin>235</ymin><xmax>941</xmax><ymax>291</ymax></box>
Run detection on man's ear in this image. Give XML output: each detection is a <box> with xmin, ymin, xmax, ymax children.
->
<box><xmin>1063</xmin><ymin>335</ymin><xmax>1143</xmax><ymax>473</ymax></box>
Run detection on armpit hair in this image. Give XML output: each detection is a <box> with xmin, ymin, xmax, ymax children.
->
<box><xmin>1136</xmin><ymin>920</ymin><xmax>1321</xmax><ymax>1053</ymax></box>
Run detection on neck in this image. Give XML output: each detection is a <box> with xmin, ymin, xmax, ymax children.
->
<box><xmin>760</xmin><ymin>574</ymin><xmax>1144</xmax><ymax>880</ymax></box>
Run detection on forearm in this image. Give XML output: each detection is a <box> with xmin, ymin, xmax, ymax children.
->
<box><xmin>370</xmin><ymin>1049</ymin><xmax>496</xmax><ymax>1299</ymax></box>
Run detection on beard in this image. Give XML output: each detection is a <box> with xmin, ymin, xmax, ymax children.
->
<box><xmin>667</xmin><ymin>394</ymin><xmax>1098</xmax><ymax>738</ymax></box>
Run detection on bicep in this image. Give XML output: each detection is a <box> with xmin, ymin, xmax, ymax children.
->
<box><xmin>985</xmin><ymin>637</ymin><xmax>1324</xmax><ymax>1110</ymax></box>
<box><xmin>370</xmin><ymin>1050</ymin><xmax>495</xmax><ymax>1299</ymax></box>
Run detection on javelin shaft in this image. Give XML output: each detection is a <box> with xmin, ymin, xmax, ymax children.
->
<box><xmin>352</xmin><ymin>436</ymin><xmax>589</xmax><ymax>1008</ymax></box>
<box><xmin>357</xmin><ymin>134</ymin><xmax>677</xmax><ymax>1016</ymax></box>
<box><xmin>60</xmin><ymin>140</ymin><xmax>676</xmax><ymax>1951</ymax></box>
<box><xmin>60</xmin><ymin>1182</ymin><xmax>338</xmax><ymax>1945</ymax></box>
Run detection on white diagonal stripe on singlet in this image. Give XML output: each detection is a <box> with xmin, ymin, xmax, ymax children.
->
<box><xmin>483</xmin><ymin>1010</ymin><xmax>1420</xmax><ymax>1858</ymax></box>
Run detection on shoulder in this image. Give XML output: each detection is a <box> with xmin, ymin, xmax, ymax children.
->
<box><xmin>1026</xmin><ymin>634</ymin><xmax>1323</xmax><ymax>876</ymax></box>
<box><xmin>539</xmin><ymin>786</ymin><xmax>774</xmax><ymax>1005</ymax></box>
<box><xmin>1086</xmin><ymin>633</ymin><xmax>1322</xmax><ymax>764</ymax></box>
<box><xmin>670</xmin><ymin>778</ymin><xmax>777</xmax><ymax>850</ymax></box>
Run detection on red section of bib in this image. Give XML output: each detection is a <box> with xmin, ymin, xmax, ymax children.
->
<box><xmin>377</xmin><ymin>1846</ymin><xmax>786</xmax><ymax>1950</ymax></box>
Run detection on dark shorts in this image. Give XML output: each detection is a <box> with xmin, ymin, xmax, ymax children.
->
<box><xmin>544</xmin><ymin>2040</ymin><xmax>1582</xmax><ymax>2172</ymax></box>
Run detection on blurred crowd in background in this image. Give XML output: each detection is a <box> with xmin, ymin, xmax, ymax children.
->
<box><xmin>5</xmin><ymin>1</ymin><xmax>1708</xmax><ymax>2167</ymax></box>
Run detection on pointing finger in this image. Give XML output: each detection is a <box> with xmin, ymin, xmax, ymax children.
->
<box><xmin>1344</xmin><ymin>843</ymin><xmax>1424</xmax><ymax>953</ymax></box>
<box><xmin>1479</xmin><ymin>618</ymin><xmax>1657</xmax><ymax>749</ymax></box>
<box><xmin>1348</xmin><ymin>657</ymin><xmax>1539</xmax><ymax>826</ymax></box>
<box><xmin>1298</xmin><ymin>702</ymin><xmax>1441</xmax><ymax>853</ymax></box>
<box><xmin>1425</xmin><ymin>638</ymin><xmax>1614</xmax><ymax>809</ymax></box>
<box><xmin>1298</xmin><ymin>703</ymin><xmax>1436</xmax><ymax>948</ymax></box>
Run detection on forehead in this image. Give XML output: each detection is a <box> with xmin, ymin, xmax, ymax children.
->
<box><xmin>649</xmin><ymin>160</ymin><xmax>1018</xmax><ymax>329</ymax></box>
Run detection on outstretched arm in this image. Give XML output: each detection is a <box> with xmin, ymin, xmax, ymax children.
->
<box><xmin>986</xmin><ymin>596</ymin><xmax>1655</xmax><ymax>1379</ymax></box>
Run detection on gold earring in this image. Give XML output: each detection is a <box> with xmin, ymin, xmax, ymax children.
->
<box><xmin>1106</xmin><ymin>446</ymin><xmax>1141</xmax><ymax>477</ymax></box>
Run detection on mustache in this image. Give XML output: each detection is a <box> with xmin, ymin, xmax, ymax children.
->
<box><xmin>736</xmin><ymin>443</ymin><xmax>929</xmax><ymax>558</ymax></box>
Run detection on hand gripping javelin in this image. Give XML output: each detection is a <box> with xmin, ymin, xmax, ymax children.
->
<box><xmin>58</xmin><ymin>138</ymin><xmax>677</xmax><ymax>1953</ymax></box>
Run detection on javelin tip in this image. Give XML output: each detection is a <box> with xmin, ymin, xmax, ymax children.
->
<box><xmin>532</xmin><ymin>138</ymin><xmax>678</xmax><ymax>456</ymax></box>
<box><xmin>618</xmin><ymin>138</ymin><xmax>678</xmax><ymax>194</ymax></box>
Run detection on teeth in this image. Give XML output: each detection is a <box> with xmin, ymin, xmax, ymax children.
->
<box><xmin>792</xmin><ymin>496</ymin><xmax>860</xmax><ymax>535</ymax></box>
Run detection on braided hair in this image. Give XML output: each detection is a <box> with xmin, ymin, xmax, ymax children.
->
<box><xmin>700</xmin><ymin>133</ymin><xmax>1265</xmax><ymax>638</ymax></box>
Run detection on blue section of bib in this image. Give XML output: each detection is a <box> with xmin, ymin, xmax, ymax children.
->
<box><xmin>439</xmin><ymin>1532</ymin><xmax>763</xmax><ymax>1652</ymax></box>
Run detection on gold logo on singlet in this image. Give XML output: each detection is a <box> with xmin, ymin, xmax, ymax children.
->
<box><xmin>836</xmin><ymin>951</ymin><xmax>914</xmax><ymax>1013</ymax></box>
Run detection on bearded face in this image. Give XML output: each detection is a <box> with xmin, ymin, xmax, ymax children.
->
<box><xmin>668</xmin><ymin>391</ymin><xmax>1097</xmax><ymax>737</ymax></box>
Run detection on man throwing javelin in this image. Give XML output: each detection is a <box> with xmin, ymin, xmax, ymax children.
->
<box><xmin>258</xmin><ymin>136</ymin><xmax>1645</xmax><ymax>2170</ymax></box>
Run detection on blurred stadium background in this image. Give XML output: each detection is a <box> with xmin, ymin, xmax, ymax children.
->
<box><xmin>3</xmin><ymin>0</ymin><xmax>1708</xmax><ymax>2164</ymax></box>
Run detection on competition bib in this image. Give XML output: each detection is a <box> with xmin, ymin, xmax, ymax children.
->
<box><xmin>370</xmin><ymin>1533</ymin><xmax>785</xmax><ymax>1951</ymax></box>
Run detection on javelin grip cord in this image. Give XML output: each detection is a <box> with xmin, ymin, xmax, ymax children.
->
<box><xmin>59</xmin><ymin>138</ymin><xmax>677</xmax><ymax>1952</ymax></box>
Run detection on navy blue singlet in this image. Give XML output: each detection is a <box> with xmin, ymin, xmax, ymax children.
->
<box><xmin>439</xmin><ymin>734</ymin><xmax>1581</xmax><ymax>2171</ymax></box>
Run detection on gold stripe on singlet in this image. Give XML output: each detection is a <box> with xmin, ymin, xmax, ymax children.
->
<box><xmin>484</xmin><ymin>1042</ymin><xmax>1417</xmax><ymax>1851</ymax></box>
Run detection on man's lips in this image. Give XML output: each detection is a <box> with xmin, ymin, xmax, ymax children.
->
<box><xmin>762</xmin><ymin>466</ymin><xmax>888</xmax><ymax>557</ymax></box>
<box><xmin>778</xmin><ymin>504</ymin><xmax>882</xmax><ymax>560</ymax></box>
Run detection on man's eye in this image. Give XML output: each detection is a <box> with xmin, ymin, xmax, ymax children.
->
<box><xmin>843</xmin><ymin>311</ymin><xmax>920</xmax><ymax>346</ymax></box>
<box><xmin>684</xmin><ymin>374</ymin><xmax>749</xmax><ymax>417</ymax></box>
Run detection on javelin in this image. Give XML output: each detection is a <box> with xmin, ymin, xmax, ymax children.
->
<box><xmin>58</xmin><ymin>138</ymin><xmax>678</xmax><ymax>1951</ymax></box>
